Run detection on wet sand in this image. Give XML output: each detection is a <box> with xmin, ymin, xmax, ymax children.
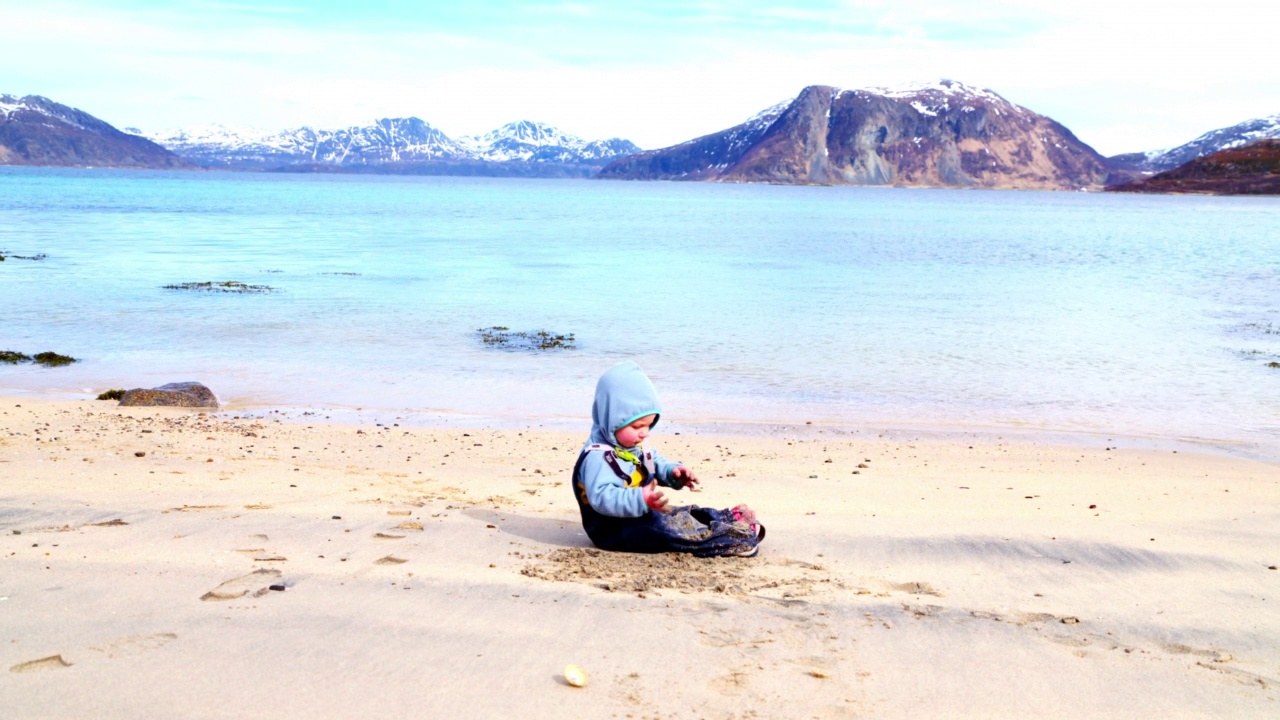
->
<box><xmin>2</xmin><ymin>396</ymin><xmax>1277</xmax><ymax>718</ymax></box>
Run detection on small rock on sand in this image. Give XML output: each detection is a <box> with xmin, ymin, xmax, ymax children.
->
<box><xmin>119</xmin><ymin>382</ymin><xmax>218</xmax><ymax>408</ymax></box>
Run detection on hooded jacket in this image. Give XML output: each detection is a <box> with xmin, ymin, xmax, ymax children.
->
<box><xmin>577</xmin><ymin>361</ymin><xmax>683</xmax><ymax>517</ymax></box>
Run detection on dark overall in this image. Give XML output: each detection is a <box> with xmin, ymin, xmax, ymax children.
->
<box><xmin>570</xmin><ymin>448</ymin><xmax>759</xmax><ymax>557</ymax></box>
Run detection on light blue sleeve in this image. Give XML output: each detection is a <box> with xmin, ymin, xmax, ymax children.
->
<box><xmin>580</xmin><ymin>452</ymin><xmax>649</xmax><ymax>517</ymax></box>
<box><xmin>653</xmin><ymin>448</ymin><xmax>685</xmax><ymax>489</ymax></box>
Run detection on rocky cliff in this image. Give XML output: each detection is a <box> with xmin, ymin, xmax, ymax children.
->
<box><xmin>1107</xmin><ymin>139</ymin><xmax>1280</xmax><ymax>195</ymax></box>
<box><xmin>0</xmin><ymin>95</ymin><xmax>191</xmax><ymax>169</ymax></box>
<box><xmin>598</xmin><ymin>80</ymin><xmax>1110</xmax><ymax>190</ymax></box>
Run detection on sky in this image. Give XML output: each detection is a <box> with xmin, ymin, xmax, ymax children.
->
<box><xmin>2</xmin><ymin>0</ymin><xmax>1278</xmax><ymax>156</ymax></box>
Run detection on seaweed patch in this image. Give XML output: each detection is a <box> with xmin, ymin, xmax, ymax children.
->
<box><xmin>477</xmin><ymin>327</ymin><xmax>576</xmax><ymax>351</ymax></box>
<box><xmin>33</xmin><ymin>352</ymin><xmax>78</xmax><ymax>367</ymax></box>
<box><xmin>97</xmin><ymin>389</ymin><xmax>126</xmax><ymax>400</ymax></box>
<box><xmin>1239</xmin><ymin>322</ymin><xmax>1279</xmax><ymax>335</ymax></box>
<box><xmin>163</xmin><ymin>281</ymin><xmax>277</xmax><ymax>294</ymax></box>
<box><xmin>2</xmin><ymin>351</ymin><xmax>78</xmax><ymax>367</ymax></box>
<box><xmin>0</xmin><ymin>251</ymin><xmax>48</xmax><ymax>262</ymax></box>
<box><xmin>1233</xmin><ymin>349</ymin><xmax>1280</xmax><ymax>368</ymax></box>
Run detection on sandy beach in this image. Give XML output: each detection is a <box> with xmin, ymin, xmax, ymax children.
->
<box><xmin>2</xmin><ymin>395</ymin><xmax>1277</xmax><ymax>718</ymax></box>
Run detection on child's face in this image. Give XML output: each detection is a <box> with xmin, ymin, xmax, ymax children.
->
<box><xmin>614</xmin><ymin>414</ymin><xmax>656</xmax><ymax>448</ymax></box>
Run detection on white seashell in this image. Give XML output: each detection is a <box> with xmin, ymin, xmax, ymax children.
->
<box><xmin>564</xmin><ymin>664</ymin><xmax>588</xmax><ymax>687</ymax></box>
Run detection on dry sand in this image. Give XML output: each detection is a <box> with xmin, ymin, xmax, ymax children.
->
<box><xmin>1</xmin><ymin>396</ymin><xmax>1277</xmax><ymax>718</ymax></box>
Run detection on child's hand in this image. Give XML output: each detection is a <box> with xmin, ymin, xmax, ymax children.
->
<box><xmin>671</xmin><ymin>465</ymin><xmax>700</xmax><ymax>491</ymax></box>
<box><xmin>642</xmin><ymin>480</ymin><xmax>670</xmax><ymax>513</ymax></box>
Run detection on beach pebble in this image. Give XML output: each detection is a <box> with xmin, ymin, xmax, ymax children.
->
<box><xmin>119</xmin><ymin>382</ymin><xmax>218</xmax><ymax>408</ymax></box>
<box><xmin>564</xmin><ymin>664</ymin><xmax>588</xmax><ymax>688</ymax></box>
<box><xmin>134</xmin><ymin>451</ymin><xmax>146</xmax><ymax>457</ymax></box>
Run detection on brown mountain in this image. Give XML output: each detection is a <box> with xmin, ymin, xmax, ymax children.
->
<box><xmin>0</xmin><ymin>94</ymin><xmax>191</xmax><ymax>169</ymax></box>
<box><xmin>1106</xmin><ymin>140</ymin><xmax>1280</xmax><ymax>195</ymax></box>
<box><xmin>599</xmin><ymin>80</ymin><xmax>1111</xmax><ymax>190</ymax></box>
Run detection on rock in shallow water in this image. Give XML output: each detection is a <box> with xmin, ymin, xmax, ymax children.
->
<box><xmin>119</xmin><ymin>382</ymin><xmax>218</xmax><ymax>408</ymax></box>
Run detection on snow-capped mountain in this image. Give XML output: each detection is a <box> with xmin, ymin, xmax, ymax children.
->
<box><xmin>144</xmin><ymin>118</ymin><xmax>469</xmax><ymax>169</ymax></box>
<box><xmin>1109</xmin><ymin>113</ymin><xmax>1280</xmax><ymax>175</ymax></box>
<box><xmin>141</xmin><ymin>118</ymin><xmax>640</xmax><ymax>175</ymax></box>
<box><xmin>600</xmin><ymin>79</ymin><xmax>1108</xmax><ymax>190</ymax></box>
<box><xmin>1</xmin><ymin>94</ymin><xmax>188</xmax><ymax>168</ymax></box>
<box><xmin>457</xmin><ymin>120</ymin><xmax>638</xmax><ymax>162</ymax></box>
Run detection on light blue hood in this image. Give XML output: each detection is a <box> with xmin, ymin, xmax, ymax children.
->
<box><xmin>589</xmin><ymin>361</ymin><xmax>661</xmax><ymax>446</ymax></box>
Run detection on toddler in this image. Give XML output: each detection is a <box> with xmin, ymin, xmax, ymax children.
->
<box><xmin>570</xmin><ymin>361</ymin><xmax>763</xmax><ymax>557</ymax></box>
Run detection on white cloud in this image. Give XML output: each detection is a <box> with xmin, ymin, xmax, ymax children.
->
<box><xmin>1</xmin><ymin>0</ymin><xmax>1276</xmax><ymax>155</ymax></box>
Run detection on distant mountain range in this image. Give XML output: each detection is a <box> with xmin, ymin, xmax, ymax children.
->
<box><xmin>1106</xmin><ymin>113</ymin><xmax>1280</xmax><ymax>179</ymax></box>
<box><xmin>2</xmin><ymin>87</ymin><xmax>1277</xmax><ymax>193</ymax></box>
<box><xmin>599</xmin><ymin>80</ymin><xmax>1109</xmax><ymax>190</ymax></box>
<box><xmin>137</xmin><ymin>118</ymin><xmax>640</xmax><ymax>176</ymax></box>
<box><xmin>1108</xmin><ymin>139</ymin><xmax>1280</xmax><ymax>195</ymax></box>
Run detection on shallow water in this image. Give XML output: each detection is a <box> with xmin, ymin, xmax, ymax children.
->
<box><xmin>1</xmin><ymin>168</ymin><xmax>1277</xmax><ymax>456</ymax></box>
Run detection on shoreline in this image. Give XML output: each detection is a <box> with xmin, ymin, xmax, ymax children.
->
<box><xmin>3</xmin><ymin>386</ymin><xmax>1274</xmax><ymax>463</ymax></box>
<box><xmin>3</xmin><ymin>395</ymin><xmax>1277</xmax><ymax>717</ymax></box>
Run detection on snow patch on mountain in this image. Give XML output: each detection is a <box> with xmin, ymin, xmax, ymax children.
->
<box><xmin>0</xmin><ymin>95</ymin><xmax>31</xmax><ymax>117</ymax></box>
<box><xmin>743</xmin><ymin>99</ymin><xmax>792</xmax><ymax>130</ymax></box>
<box><xmin>0</xmin><ymin>95</ymin><xmax>68</xmax><ymax>119</ymax></box>
<box><xmin>839</xmin><ymin>80</ymin><xmax>1024</xmax><ymax>117</ymax></box>
<box><xmin>1137</xmin><ymin>113</ymin><xmax>1280</xmax><ymax>172</ymax></box>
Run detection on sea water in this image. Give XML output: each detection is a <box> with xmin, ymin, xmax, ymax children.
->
<box><xmin>1</xmin><ymin>167</ymin><xmax>1277</xmax><ymax>456</ymax></box>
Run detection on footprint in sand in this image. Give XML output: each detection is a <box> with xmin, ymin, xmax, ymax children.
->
<box><xmin>709</xmin><ymin>669</ymin><xmax>754</xmax><ymax>693</ymax></box>
<box><xmin>200</xmin><ymin>568</ymin><xmax>284</xmax><ymax>601</ymax></box>
<box><xmin>1194</xmin><ymin>660</ymin><xmax>1272</xmax><ymax>688</ymax></box>
<box><xmin>85</xmin><ymin>519</ymin><xmax>128</xmax><ymax>527</ymax></box>
<box><xmin>10</xmin><ymin>655</ymin><xmax>71</xmax><ymax>673</ymax></box>
<box><xmin>890</xmin><ymin>581</ymin><xmax>942</xmax><ymax>597</ymax></box>
<box><xmin>90</xmin><ymin>633</ymin><xmax>178</xmax><ymax>659</ymax></box>
<box><xmin>163</xmin><ymin>505</ymin><xmax>226</xmax><ymax>514</ymax></box>
<box><xmin>902</xmin><ymin>603</ymin><xmax>946</xmax><ymax>619</ymax></box>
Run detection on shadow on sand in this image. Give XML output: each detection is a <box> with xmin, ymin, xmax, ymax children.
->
<box><xmin>462</xmin><ymin>507</ymin><xmax>593</xmax><ymax>549</ymax></box>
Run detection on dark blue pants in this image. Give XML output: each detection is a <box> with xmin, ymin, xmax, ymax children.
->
<box><xmin>581</xmin><ymin>504</ymin><xmax>759</xmax><ymax>557</ymax></box>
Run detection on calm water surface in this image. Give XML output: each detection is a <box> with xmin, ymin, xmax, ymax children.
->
<box><xmin>1</xmin><ymin>168</ymin><xmax>1277</xmax><ymax>456</ymax></box>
